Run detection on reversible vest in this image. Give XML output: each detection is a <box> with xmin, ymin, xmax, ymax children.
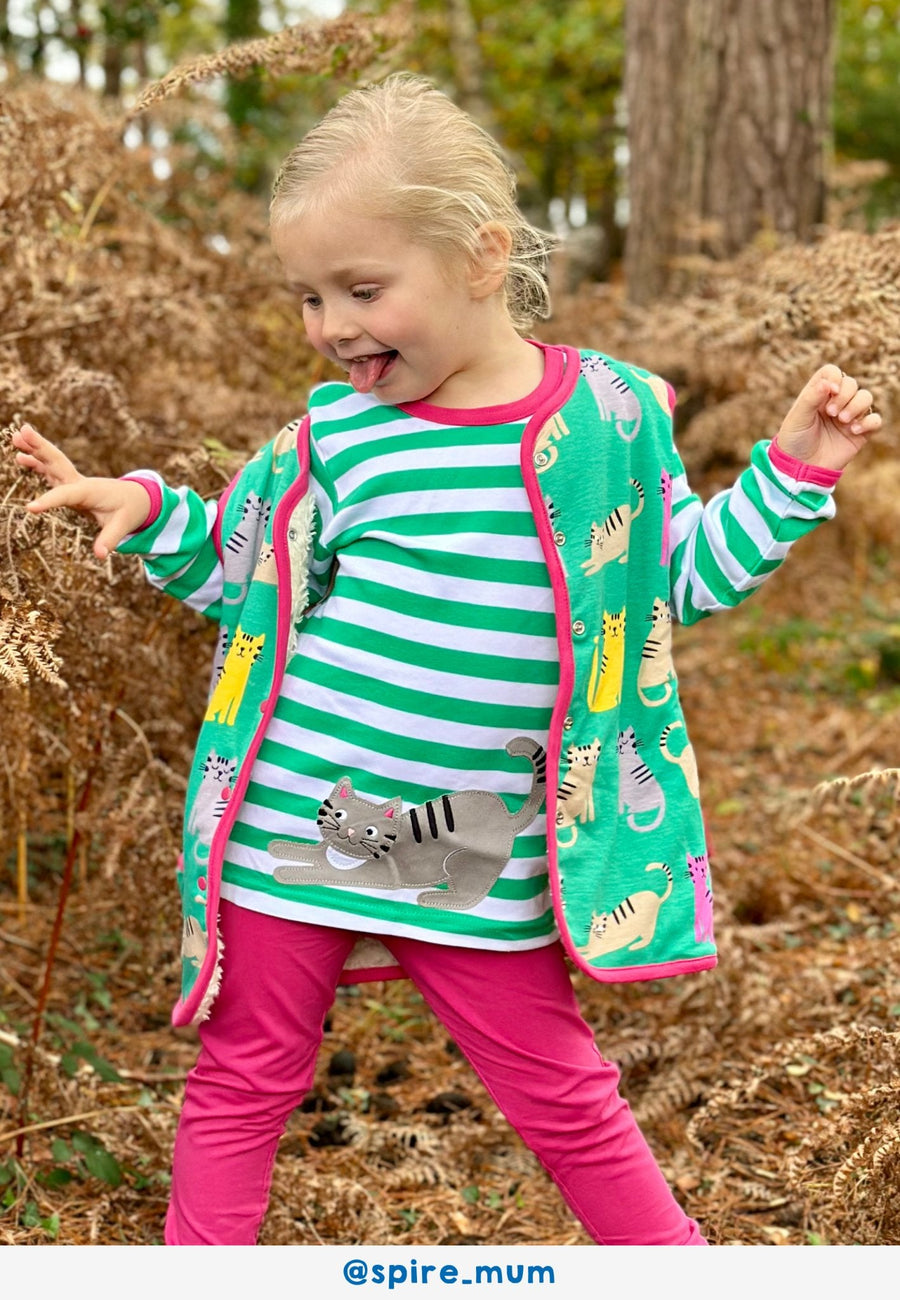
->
<box><xmin>120</xmin><ymin>347</ymin><xmax>833</xmax><ymax>1026</ymax></box>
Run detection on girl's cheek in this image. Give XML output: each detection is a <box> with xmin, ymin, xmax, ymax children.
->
<box><xmin>305</xmin><ymin>321</ymin><xmax>327</xmax><ymax>354</ymax></box>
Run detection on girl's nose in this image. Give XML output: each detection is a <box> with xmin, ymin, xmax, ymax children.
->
<box><xmin>322</xmin><ymin>305</ymin><xmax>360</xmax><ymax>350</ymax></box>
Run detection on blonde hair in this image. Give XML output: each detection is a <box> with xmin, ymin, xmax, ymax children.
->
<box><xmin>270</xmin><ymin>73</ymin><xmax>554</xmax><ymax>333</ymax></box>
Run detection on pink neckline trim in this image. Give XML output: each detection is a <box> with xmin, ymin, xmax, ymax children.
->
<box><xmin>398</xmin><ymin>341</ymin><xmax>566</xmax><ymax>425</ymax></box>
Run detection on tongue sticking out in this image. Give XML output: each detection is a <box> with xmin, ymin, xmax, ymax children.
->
<box><xmin>348</xmin><ymin>351</ymin><xmax>396</xmax><ymax>393</ymax></box>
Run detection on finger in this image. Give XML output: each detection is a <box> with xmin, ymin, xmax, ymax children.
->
<box><xmin>11</xmin><ymin>422</ymin><xmax>43</xmax><ymax>448</ymax></box>
<box><xmin>824</xmin><ymin>373</ymin><xmax>854</xmax><ymax>417</ymax></box>
<box><xmin>94</xmin><ymin>516</ymin><xmax>133</xmax><ymax>560</ymax></box>
<box><xmin>25</xmin><ymin>482</ymin><xmax>94</xmax><ymax>515</ymax></box>
<box><xmin>849</xmin><ymin>409</ymin><xmax>882</xmax><ymax>437</ymax></box>
<box><xmin>824</xmin><ymin>370</ymin><xmax>876</xmax><ymax>421</ymax></box>
<box><xmin>13</xmin><ymin>425</ymin><xmax>81</xmax><ymax>486</ymax></box>
<box><xmin>782</xmin><ymin>369</ymin><xmax>839</xmax><ymax>432</ymax></box>
<box><xmin>835</xmin><ymin>387</ymin><xmax>873</xmax><ymax>426</ymax></box>
<box><xmin>792</xmin><ymin>366</ymin><xmax>842</xmax><ymax>419</ymax></box>
<box><xmin>12</xmin><ymin>424</ymin><xmax>48</xmax><ymax>468</ymax></box>
<box><xmin>816</xmin><ymin>363</ymin><xmax>844</xmax><ymax>395</ymax></box>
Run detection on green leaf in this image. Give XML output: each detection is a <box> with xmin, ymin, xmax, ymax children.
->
<box><xmin>462</xmin><ymin>1185</ymin><xmax>480</xmax><ymax>1205</ymax></box>
<box><xmin>70</xmin><ymin>1133</ymin><xmax>122</xmax><ymax>1188</ymax></box>
<box><xmin>68</xmin><ymin>1042</ymin><xmax>123</xmax><ymax>1083</ymax></box>
<box><xmin>86</xmin><ymin>1053</ymin><xmax>123</xmax><ymax>1084</ymax></box>
<box><xmin>48</xmin><ymin>1014</ymin><xmax>84</xmax><ymax>1038</ymax></box>
<box><xmin>91</xmin><ymin>987</ymin><xmax>113</xmax><ymax>1012</ymax></box>
<box><xmin>60</xmin><ymin>1052</ymin><xmax>80</xmax><ymax>1079</ymax></box>
<box><xmin>50</xmin><ymin>1139</ymin><xmax>72</xmax><ymax>1164</ymax></box>
<box><xmin>22</xmin><ymin>1200</ymin><xmax>42</xmax><ymax>1228</ymax></box>
<box><xmin>37</xmin><ymin>1167</ymin><xmax>74</xmax><ymax>1188</ymax></box>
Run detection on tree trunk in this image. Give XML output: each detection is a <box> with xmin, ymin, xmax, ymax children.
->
<box><xmin>624</xmin><ymin>0</ymin><xmax>835</xmax><ymax>305</ymax></box>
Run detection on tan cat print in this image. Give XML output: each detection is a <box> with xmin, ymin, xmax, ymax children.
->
<box><xmin>581</xmin><ymin>479</ymin><xmax>644</xmax><ymax>576</ymax></box>
<box><xmin>659</xmin><ymin>721</ymin><xmax>700</xmax><ymax>799</ymax></box>
<box><xmin>578</xmin><ymin>862</ymin><xmax>673</xmax><ymax>960</ymax></box>
<box><xmin>637</xmin><ymin>597</ymin><xmax>676</xmax><ymax>706</ymax></box>
<box><xmin>556</xmin><ymin>738</ymin><xmax>602</xmax><ymax>847</ymax></box>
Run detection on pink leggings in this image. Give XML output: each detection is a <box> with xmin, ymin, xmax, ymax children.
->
<box><xmin>165</xmin><ymin>902</ymin><xmax>706</xmax><ymax>1245</ymax></box>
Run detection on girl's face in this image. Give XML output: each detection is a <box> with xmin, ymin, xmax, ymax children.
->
<box><xmin>273</xmin><ymin>205</ymin><xmax>503</xmax><ymax>408</ymax></box>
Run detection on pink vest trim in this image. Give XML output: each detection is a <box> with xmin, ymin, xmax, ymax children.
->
<box><xmin>172</xmin><ymin>428</ymin><xmax>311</xmax><ymax>1027</ymax></box>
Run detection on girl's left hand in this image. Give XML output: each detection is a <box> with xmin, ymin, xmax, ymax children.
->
<box><xmin>774</xmin><ymin>364</ymin><xmax>881</xmax><ymax>471</ymax></box>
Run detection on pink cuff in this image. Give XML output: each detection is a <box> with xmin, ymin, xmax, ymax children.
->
<box><xmin>119</xmin><ymin>475</ymin><xmax>162</xmax><ymax>530</ymax></box>
<box><xmin>768</xmin><ymin>441</ymin><xmax>841</xmax><ymax>488</ymax></box>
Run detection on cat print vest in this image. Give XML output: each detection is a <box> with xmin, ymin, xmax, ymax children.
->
<box><xmin>120</xmin><ymin>345</ymin><xmax>839</xmax><ymax>1024</ymax></box>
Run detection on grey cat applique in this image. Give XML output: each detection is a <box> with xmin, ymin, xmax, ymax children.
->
<box><xmin>268</xmin><ymin>737</ymin><xmax>546</xmax><ymax>911</ymax></box>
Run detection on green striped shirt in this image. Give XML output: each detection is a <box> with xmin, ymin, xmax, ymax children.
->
<box><xmin>221</xmin><ymin>372</ymin><xmax>565</xmax><ymax>949</ymax></box>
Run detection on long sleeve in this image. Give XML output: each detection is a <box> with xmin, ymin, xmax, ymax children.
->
<box><xmin>116</xmin><ymin>471</ymin><xmax>225</xmax><ymax>620</ymax></box>
<box><xmin>115</xmin><ymin>420</ymin><xmax>334</xmax><ymax>624</ymax></box>
<box><xmin>668</xmin><ymin>439</ymin><xmax>839</xmax><ymax>626</ymax></box>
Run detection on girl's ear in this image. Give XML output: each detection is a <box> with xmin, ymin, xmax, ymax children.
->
<box><xmin>468</xmin><ymin>221</ymin><xmax>512</xmax><ymax>299</ymax></box>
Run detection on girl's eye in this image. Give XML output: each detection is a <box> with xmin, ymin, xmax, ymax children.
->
<box><xmin>301</xmin><ymin>294</ymin><xmax>321</xmax><ymax>310</ymax></box>
<box><xmin>352</xmin><ymin>286</ymin><xmax>378</xmax><ymax>302</ymax></box>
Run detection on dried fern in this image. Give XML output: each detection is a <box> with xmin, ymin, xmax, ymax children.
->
<box><xmin>0</xmin><ymin>603</ymin><xmax>65</xmax><ymax>688</ymax></box>
<box><xmin>786</xmin><ymin>766</ymin><xmax>900</xmax><ymax>824</ymax></box>
<box><xmin>126</xmin><ymin>10</ymin><xmax>409</xmax><ymax>120</ymax></box>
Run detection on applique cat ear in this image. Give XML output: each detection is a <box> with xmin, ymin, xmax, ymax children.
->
<box><xmin>378</xmin><ymin>797</ymin><xmax>403</xmax><ymax>820</ymax></box>
<box><xmin>335</xmin><ymin>778</ymin><xmax>355</xmax><ymax>799</ymax></box>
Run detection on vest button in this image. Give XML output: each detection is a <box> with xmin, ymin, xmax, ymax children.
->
<box><xmin>572</xmin><ymin>620</ymin><xmax>585</xmax><ymax>636</ymax></box>
<box><xmin>563</xmin><ymin>715</ymin><xmax>574</xmax><ymax>730</ymax></box>
<box><xmin>553</xmin><ymin>530</ymin><xmax>566</xmax><ymax>546</ymax></box>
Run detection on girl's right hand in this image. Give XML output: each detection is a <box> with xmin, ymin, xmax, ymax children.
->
<box><xmin>13</xmin><ymin>423</ymin><xmax>152</xmax><ymax>560</ymax></box>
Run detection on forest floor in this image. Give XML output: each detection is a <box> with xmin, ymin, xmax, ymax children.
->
<box><xmin>2</xmin><ymin>511</ymin><xmax>899</xmax><ymax>1248</ymax></box>
<box><xmin>2</xmin><ymin>57</ymin><xmax>900</xmax><ymax>1257</ymax></box>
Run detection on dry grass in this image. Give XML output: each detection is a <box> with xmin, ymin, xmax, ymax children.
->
<box><xmin>125</xmin><ymin>8</ymin><xmax>407</xmax><ymax>120</ymax></box>
<box><xmin>2</xmin><ymin>39</ymin><xmax>900</xmax><ymax>1245</ymax></box>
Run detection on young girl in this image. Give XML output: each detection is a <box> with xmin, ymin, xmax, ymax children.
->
<box><xmin>13</xmin><ymin>73</ymin><xmax>880</xmax><ymax>1247</ymax></box>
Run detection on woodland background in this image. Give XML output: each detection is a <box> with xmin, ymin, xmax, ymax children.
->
<box><xmin>1</xmin><ymin>0</ymin><xmax>900</xmax><ymax>1247</ymax></box>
